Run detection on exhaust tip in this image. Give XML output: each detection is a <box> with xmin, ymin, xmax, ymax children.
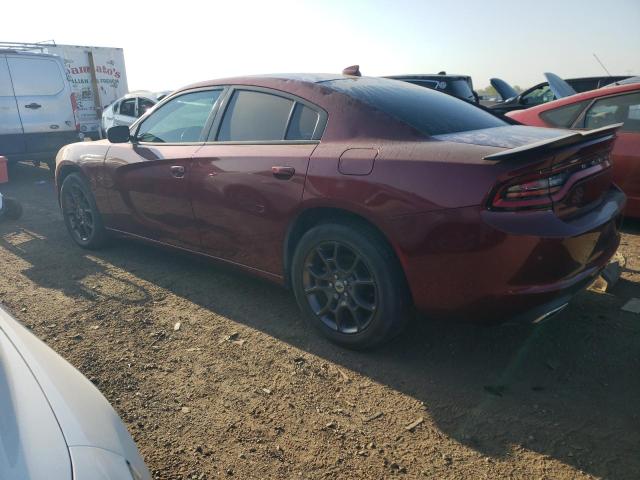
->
<box><xmin>532</xmin><ymin>303</ymin><xmax>569</xmax><ymax>324</ymax></box>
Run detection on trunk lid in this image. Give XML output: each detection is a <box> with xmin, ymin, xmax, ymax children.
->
<box><xmin>436</xmin><ymin>124</ymin><xmax>621</xmax><ymax>216</ymax></box>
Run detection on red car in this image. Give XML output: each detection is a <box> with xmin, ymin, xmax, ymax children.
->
<box><xmin>507</xmin><ymin>82</ymin><xmax>640</xmax><ymax>217</ymax></box>
<box><xmin>55</xmin><ymin>74</ymin><xmax>624</xmax><ymax>348</ymax></box>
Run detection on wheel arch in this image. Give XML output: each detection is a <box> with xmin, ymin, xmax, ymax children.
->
<box><xmin>55</xmin><ymin>162</ymin><xmax>85</xmax><ymax>203</ymax></box>
<box><xmin>283</xmin><ymin>206</ymin><xmax>411</xmax><ymax>301</ymax></box>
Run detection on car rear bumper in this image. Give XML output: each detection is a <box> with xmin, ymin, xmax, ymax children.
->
<box><xmin>390</xmin><ymin>186</ymin><xmax>625</xmax><ymax>323</ymax></box>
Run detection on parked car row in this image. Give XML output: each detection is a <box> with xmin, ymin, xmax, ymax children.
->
<box><xmin>490</xmin><ymin>74</ymin><xmax>631</xmax><ymax>114</ymax></box>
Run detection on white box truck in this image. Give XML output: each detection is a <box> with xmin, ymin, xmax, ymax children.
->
<box><xmin>41</xmin><ymin>43</ymin><xmax>129</xmax><ymax>139</ymax></box>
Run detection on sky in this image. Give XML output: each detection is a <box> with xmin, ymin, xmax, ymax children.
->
<box><xmin>3</xmin><ymin>0</ymin><xmax>640</xmax><ymax>92</ymax></box>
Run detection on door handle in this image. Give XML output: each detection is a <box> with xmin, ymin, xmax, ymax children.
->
<box><xmin>272</xmin><ymin>166</ymin><xmax>295</xmax><ymax>180</ymax></box>
<box><xmin>170</xmin><ymin>165</ymin><xmax>185</xmax><ymax>178</ymax></box>
<box><xmin>25</xmin><ymin>103</ymin><xmax>42</xmax><ymax>109</ymax></box>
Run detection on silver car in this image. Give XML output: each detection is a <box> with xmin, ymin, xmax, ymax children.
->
<box><xmin>0</xmin><ymin>305</ymin><xmax>150</xmax><ymax>480</ymax></box>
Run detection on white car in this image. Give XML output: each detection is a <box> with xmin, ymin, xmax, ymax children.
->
<box><xmin>101</xmin><ymin>90</ymin><xmax>169</xmax><ymax>133</ymax></box>
<box><xmin>0</xmin><ymin>305</ymin><xmax>151</xmax><ymax>480</ymax></box>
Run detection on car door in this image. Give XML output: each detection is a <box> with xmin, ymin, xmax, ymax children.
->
<box><xmin>114</xmin><ymin>97</ymin><xmax>137</xmax><ymax>127</ymax></box>
<box><xmin>101</xmin><ymin>101</ymin><xmax>117</xmax><ymax>131</ymax></box>
<box><xmin>6</xmin><ymin>55</ymin><xmax>75</xmax><ymax>154</ymax></box>
<box><xmin>573</xmin><ymin>91</ymin><xmax>640</xmax><ymax>215</ymax></box>
<box><xmin>191</xmin><ymin>87</ymin><xmax>326</xmax><ymax>275</ymax></box>
<box><xmin>0</xmin><ymin>55</ymin><xmax>25</xmax><ymax>156</ymax></box>
<box><xmin>103</xmin><ymin>88</ymin><xmax>224</xmax><ymax>249</ymax></box>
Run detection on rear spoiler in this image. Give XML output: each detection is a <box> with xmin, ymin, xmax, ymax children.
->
<box><xmin>484</xmin><ymin>123</ymin><xmax>623</xmax><ymax>161</ymax></box>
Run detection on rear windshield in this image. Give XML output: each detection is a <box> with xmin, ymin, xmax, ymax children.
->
<box><xmin>323</xmin><ymin>77</ymin><xmax>506</xmax><ymax>136</ymax></box>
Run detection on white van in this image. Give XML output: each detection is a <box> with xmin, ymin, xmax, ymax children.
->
<box><xmin>0</xmin><ymin>50</ymin><xmax>80</xmax><ymax>168</ymax></box>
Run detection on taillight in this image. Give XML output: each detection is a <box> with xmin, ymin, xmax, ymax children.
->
<box><xmin>490</xmin><ymin>152</ymin><xmax>611</xmax><ymax>211</ymax></box>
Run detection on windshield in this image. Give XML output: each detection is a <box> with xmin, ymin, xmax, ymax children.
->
<box><xmin>448</xmin><ymin>79</ymin><xmax>475</xmax><ymax>101</ymax></box>
<box><xmin>323</xmin><ymin>77</ymin><xmax>506</xmax><ymax>136</ymax></box>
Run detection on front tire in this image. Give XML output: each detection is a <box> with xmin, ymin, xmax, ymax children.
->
<box><xmin>60</xmin><ymin>173</ymin><xmax>108</xmax><ymax>249</ymax></box>
<box><xmin>291</xmin><ymin>223</ymin><xmax>410</xmax><ymax>349</ymax></box>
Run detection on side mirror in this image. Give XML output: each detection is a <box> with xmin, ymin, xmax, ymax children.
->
<box><xmin>107</xmin><ymin>125</ymin><xmax>131</xmax><ymax>143</ymax></box>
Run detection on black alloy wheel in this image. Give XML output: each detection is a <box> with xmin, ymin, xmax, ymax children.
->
<box><xmin>60</xmin><ymin>173</ymin><xmax>107</xmax><ymax>249</ymax></box>
<box><xmin>292</xmin><ymin>222</ymin><xmax>410</xmax><ymax>349</ymax></box>
<box><xmin>302</xmin><ymin>241</ymin><xmax>378</xmax><ymax>334</ymax></box>
<box><xmin>63</xmin><ymin>184</ymin><xmax>95</xmax><ymax>243</ymax></box>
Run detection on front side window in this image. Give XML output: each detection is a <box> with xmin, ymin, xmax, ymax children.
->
<box><xmin>7</xmin><ymin>57</ymin><xmax>64</xmax><ymax>96</ymax></box>
<box><xmin>137</xmin><ymin>98</ymin><xmax>155</xmax><ymax>118</ymax></box>
<box><xmin>136</xmin><ymin>90</ymin><xmax>221</xmax><ymax>143</ymax></box>
<box><xmin>540</xmin><ymin>101</ymin><xmax>590</xmax><ymax>128</ymax></box>
<box><xmin>217</xmin><ymin>90</ymin><xmax>294</xmax><ymax>141</ymax></box>
<box><xmin>119</xmin><ymin>98</ymin><xmax>136</xmax><ymax>117</ymax></box>
<box><xmin>582</xmin><ymin>92</ymin><xmax>640</xmax><ymax>133</ymax></box>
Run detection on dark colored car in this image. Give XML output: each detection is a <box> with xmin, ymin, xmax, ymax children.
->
<box><xmin>508</xmin><ymin>82</ymin><xmax>640</xmax><ymax>217</ymax></box>
<box><xmin>490</xmin><ymin>76</ymin><xmax>631</xmax><ymax>115</ymax></box>
<box><xmin>386</xmin><ymin>74</ymin><xmax>477</xmax><ymax>102</ymax></box>
<box><xmin>55</xmin><ymin>74</ymin><xmax>624</xmax><ymax>349</ymax></box>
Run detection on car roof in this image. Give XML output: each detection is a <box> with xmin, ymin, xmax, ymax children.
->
<box><xmin>0</xmin><ymin>50</ymin><xmax>62</xmax><ymax>60</ymax></box>
<box><xmin>179</xmin><ymin>73</ymin><xmax>352</xmax><ymax>92</ymax></box>
<box><xmin>386</xmin><ymin>74</ymin><xmax>471</xmax><ymax>80</ymax></box>
<box><xmin>513</xmin><ymin>82</ymin><xmax>640</xmax><ymax>113</ymax></box>
<box><xmin>117</xmin><ymin>90</ymin><xmax>166</xmax><ymax>101</ymax></box>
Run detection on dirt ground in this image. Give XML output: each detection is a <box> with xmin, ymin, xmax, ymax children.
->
<box><xmin>1</xmin><ymin>163</ymin><xmax>639</xmax><ymax>480</ymax></box>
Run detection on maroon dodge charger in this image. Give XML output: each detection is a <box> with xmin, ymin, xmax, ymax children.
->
<box><xmin>55</xmin><ymin>74</ymin><xmax>624</xmax><ymax>348</ymax></box>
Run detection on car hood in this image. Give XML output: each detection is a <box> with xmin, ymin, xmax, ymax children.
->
<box><xmin>433</xmin><ymin>125</ymin><xmax>571</xmax><ymax>149</ymax></box>
<box><xmin>0</xmin><ymin>317</ymin><xmax>72</xmax><ymax>479</ymax></box>
<box><xmin>0</xmin><ymin>306</ymin><xmax>148</xmax><ymax>478</ymax></box>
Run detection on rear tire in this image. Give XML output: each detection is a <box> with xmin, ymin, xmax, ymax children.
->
<box><xmin>60</xmin><ymin>173</ymin><xmax>108</xmax><ymax>249</ymax></box>
<box><xmin>291</xmin><ymin>223</ymin><xmax>410</xmax><ymax>349</ymax></box>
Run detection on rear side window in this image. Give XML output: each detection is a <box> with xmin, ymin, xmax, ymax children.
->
<box><xmin>324</xmin><ymin>77</ymin><xmax>506</xmax><ymax>136</ymax></box>
<box><xmin>540</xmin><ymin>101</ymin><xmax>590</xmax><ymax>128</ymax></box>
<box><xmin>582</xmin><ymin>92</ymin><xmax>640</xmax><ymax>133</ymax></box>
<box><xmin>7</xmin><ymin>57</ymin><xmax>64</xmax><ymax>96</ymax></box>
<box><xmin>286</xmin><ymin>103</ymin><xmax>319</xmax><ymax>140</ymax></box>
<box><xmin>218</xmin><ymin>90</ymin><xmax>293</xmax><ymax>141</ymax></box>
<box><xmin>137</xmin><ymin>90</ymin><xmax>221</xmax><ymax>143</ymax></box>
